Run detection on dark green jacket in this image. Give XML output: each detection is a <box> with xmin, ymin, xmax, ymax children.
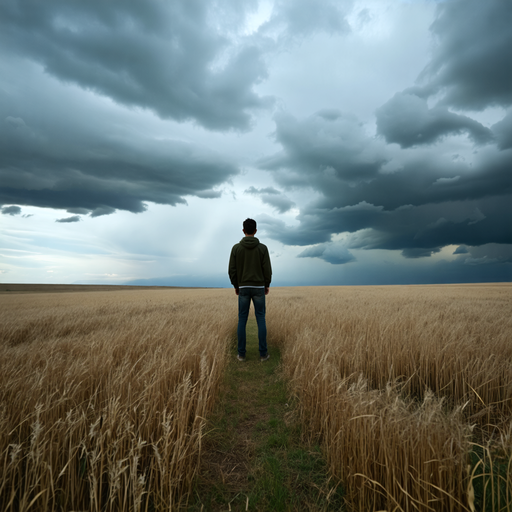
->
<box><xmin>228</xmin><ymin>236</ymin><xmax>272</xmax><ymax>289</ymax></box>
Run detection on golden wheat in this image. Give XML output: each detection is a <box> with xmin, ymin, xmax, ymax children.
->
<box><xmin>0</xmin><ymin>288</ymin><xmax>235</xmax><ymax>511</ymax></box>
<box><xmin>2</xmin><ymin>284</ymin><xmax>511</xmax><ymax>511</ymax></box>
<box><xmin>267</xmin><ymin>284</ymin><xmax>512</xmax><ymax>511</ymax></box>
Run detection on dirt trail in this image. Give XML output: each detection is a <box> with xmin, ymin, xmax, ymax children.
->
<box><xmin>191</xmin><ymin>319</ymin><xmax>342</xmax><ymax>511</ymax></box>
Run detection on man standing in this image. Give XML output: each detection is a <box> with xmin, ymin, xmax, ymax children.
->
<box><xmin>228</xmin><ymin>218</ymin><xmax>272</xmax><ymax>362</ymax></box>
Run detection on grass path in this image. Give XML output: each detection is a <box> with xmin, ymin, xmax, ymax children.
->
<box><xmin>190</xmin><ymin>318</ymin><xmax>342</xmax><ymax>511</ymax></box>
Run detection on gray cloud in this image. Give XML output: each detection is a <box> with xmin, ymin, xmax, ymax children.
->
<box><xmin>246</xmin><ymin>186</ymin><xmax>281</xmax><ymax>195</ymax></box>
<box><xmin>315</xmin><ymin>195</ymin><xmax>510</xmax><ymax>255</ymax></box>
<box><xmin>259</xmin><ymin>110</ymin><xmax>512</xmax><ymax>258</ymax></box>
<box><xmin>56</xmin><ymin>215</ymin><xmax>81</xmax><ymax>223</ymax></box>
<box><xmin>464</xmin><ymin>257</ymin><xmax>498</xmax><ymax>266</ymax></box>
<box><xmin>255</xmin><ymin>0</ymin><xmax>512</xmax><ymax>270</ymax></box>
<box><xmin>261</xmin><ymin>195</ymin><xmax>295</xmax><ymax>213</ymax></box>
<box><xmin>420</xmin><ymin>0</ymin><xmax>512</xmax><ymax>110</ymax></box>
<box><xmin>453</xmin><ymin>245</ymin><xmax>468</xmax><ymax>255</ymax></box>
<box><xmin>298</xmin><ymin>242</ymin><xmax>355</xmax><ymax>265</ymax></box>
<box><xmin>244</xmin><ymin>185</ymin><xmax>295</xmax><ymax>213</ymax></box>
<box><xmin>376</xmin><ymin>92</ymin><xmax>494</xmax><ymax>147</ymax></box>
<box><xmin>262</xmin><ymin>0</ymin><xmax>352</xmax><ymax>38</ymax></box>
<box><xmin>1</xmin><ymin>205</ymin><xmax>21</xmax><ymax>216</ymax></box>
<box><xmin>0</xmin><ymin>0</ymin><xmax>272</xmax><ymax>131</ymax></box>
<box><xmin>0</xmin><ymin>99</ymin><xmax>239</xmax><ymax>216</ymax></box>
<box><xmin>401</xmin><ymin>247</ymin><xmax>441</xmax><ymax>259</ymax></box>
<box><xmin>259</xmin><ymin>110</ymin><xmax>387</xmax><ymax>186</ymax></box>
<box><xmin>2</xmin><ymin>0</ymin><xmax>511</xmax><ymax>286</ymax></box>
<box><xmin>90</xmin><ymin>207</ymin><xmax>116</xmax><ymax>218</ymax></box>
<box><xmin>493</xmin><ymin>110</ymin><xmax>512</xmax><ymax>150</ymax></box>
<box><xmin>263</xmin><ymin>111</ymin><xmax>511</xmax><ymax>210</ymax></box>
<box><xmin>66</xmin><ymin>208</ymin><xmax>92</xmax><ymax>215</ymax></box>
<box><xmin>459</xmin><ymin>243</ymin><xmax>512</xmax><ymax>265</ymax></box>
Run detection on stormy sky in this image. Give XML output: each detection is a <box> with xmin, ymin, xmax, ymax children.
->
<box><xmin>1</xmin><ymin>0</ymin><xmax>511</xmax><ymax>286</ymax></box>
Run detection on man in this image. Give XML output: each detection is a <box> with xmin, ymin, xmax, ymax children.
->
<box><xmin>228</xmin><ymin>218</ymin><xmax>272</xmax><ymax>362</ymax></box>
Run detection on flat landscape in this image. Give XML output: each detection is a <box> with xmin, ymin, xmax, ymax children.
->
<box><xmin>1</xmin><ymin>284</ymin><xmax>511</xmax><ymax>511</ymax></box>
<box><xmin>0</xmin><ymin>283</ymin><xmax>197</xmax><ymax>293</ymax></box>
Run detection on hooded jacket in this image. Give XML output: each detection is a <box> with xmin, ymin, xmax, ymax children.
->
<box><xmin>228</xmin><ymin>236</ymin><xmax>272</xmax><ymax>289</ymax></box>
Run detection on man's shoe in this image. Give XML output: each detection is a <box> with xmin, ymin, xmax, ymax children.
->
<box><xmin>237</xmin><ymin>355</ymin><xmax>246</xmax><ymax>362</ymax></box>
<box><xmin>260</xmin><ymin>354</ymin><xmax>270</xmax><ymax>362</ymax></box>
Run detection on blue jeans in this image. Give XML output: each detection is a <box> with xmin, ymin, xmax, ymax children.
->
<box><xmin>237</xmin><ymin>287</ymin><xmax>267</xmax><ymax>357</ymax></box>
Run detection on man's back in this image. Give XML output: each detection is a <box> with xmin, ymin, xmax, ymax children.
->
<box><xmin>229</xmin><ymin>236</ymin><xmax>272</xmax><ymax>289</ymax></box>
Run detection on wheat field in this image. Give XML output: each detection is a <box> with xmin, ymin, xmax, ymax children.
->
<box><xmin>0</xmin><ymin>288</ymin><xmax>235</xmax><ymax>511</ymax></box>
<box><xmin>1</xmin><ymin>284</ymin><xmax>511</xmax><ymax>511</ymax></box>
<box><xmin>267</xmin><ymin>284</ymin><xmax>512</xmax><ymax>511</ymax></box>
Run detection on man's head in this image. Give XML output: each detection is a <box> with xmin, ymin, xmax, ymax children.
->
<box><xmin>243</xmin><ymin>218</ymin><xmax>257</xmax><ymax>236</ymax></box>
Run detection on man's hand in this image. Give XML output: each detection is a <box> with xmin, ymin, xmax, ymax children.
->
<box><xmin>235</xmin><ymin>287</ymin><xmax>239</xmax><ymax>296</ymax></box>
<box><xmin>265</xmin><ymin>287</ymin><xmax>269</xmax><ymax>295</ymax></box>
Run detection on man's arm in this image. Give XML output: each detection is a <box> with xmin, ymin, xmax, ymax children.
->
<box><xmin>261</xmin><ymin>245</ymin><xmax>272</xmax><ymax>288</ymax></box>
<box><xmin>228</xmin><ymin>246</ymin><xmax>239</xmax><ymax>294</ymax></box>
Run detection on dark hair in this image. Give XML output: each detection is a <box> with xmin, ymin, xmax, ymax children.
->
<box><xmin>243</xmin><ymin>218</ymin><xmax>257</xmax><ymax>235</ymax></box>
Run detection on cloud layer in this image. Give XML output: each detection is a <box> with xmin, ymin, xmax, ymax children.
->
<box><xmin>0</xmin><ymin>0</ymin><xmax>272</xmax><ymax>131</ymax></box>
<box><xmin>1</xmin><ymin>92</ymin><xmax>238</xmax><ymax>216</ymax></box>
<box><xmin>376</xmin><ymin>93</ymin><xmax>494</xmax><ymax>147</ymax></box>
<box><xmin>244</xmin><ymin>186</ymin><xmax>295</xmax><ymax>213</ymax></box>
<box><xmin>1</xmin><ymin>0</ymin><xmax>510</xmax><ymax>285</ymax></box>
<box><xmin>423</xmin><ymin>0</ymin><xmax>512</xmax><ymax>110</ymax></box>
<box><xmin>257</xmin><ymin>0</ymin><xmax>512</xmax><ymax>266</ymax></box>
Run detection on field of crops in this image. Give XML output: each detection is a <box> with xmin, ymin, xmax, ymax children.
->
<box><xmin>268</xmin><ymin>284</ymin><xmax>512</xmax><ymax>511</ymax></box>
<box><xmin>1</xmin><ymin>284</ymin><xmax>511</xmax><ymax>511</ymax></box>
<box><xmin>0</xmin><ymin>288</ymin><xmax>235</xmax><ymax>511</ymax></box>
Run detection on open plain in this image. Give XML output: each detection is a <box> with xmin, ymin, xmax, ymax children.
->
<box><xmin>1</xmin><ymin>284</ymin><xmax>511</xmax><ymax>511</ymax></box>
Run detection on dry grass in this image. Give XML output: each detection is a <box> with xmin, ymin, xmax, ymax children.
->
<box><xmin>267</xmin><ymin>284</ymin><xmax>512</xmax><ymax>511</ymax></box>
<box><xmin>0</xmin><ymin>288</ymin><xmax>235</xmax><ymax>511</ymax></box>
<box><xmin>2</xmin><ymin>284</ymin><xmax>511</xmax><ymax>511</ymax></box>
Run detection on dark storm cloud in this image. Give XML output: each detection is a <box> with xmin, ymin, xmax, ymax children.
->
<box><xmin>376</xmin><ymin>92</ymin><xmax>494</xmax><ymax>148</ymax></box>
<box><xmin>421</xmin><ymin>0</ymin><xmax>512</xmax><ymax>110</ymax></box>
<box><xmin>0</xmin><ymin>106</ymin><xmax>238</xmax><ymax>216</ymax></box>
<box><xmin>260</xmin><ymin>110</ymin><xmax>387</xmax><ymax>186</ymax></box>
<box><xmin>401</xmin><ymin>247</ymin><xmax>441</xmax><ymax>259</ymax></box>
<box><xmin>262</xmin><ymin>111</ymin><xmax>510</xmax><ymax>211</ymax></box>
<box><xmin>493</xmin><ymin>111</ymin><xmax>512</xmax><ymax>150</ymax></box>
<box><xmin>263</xmin><ymin>194</ymin><xmax>511</xmax><ymax>253</ymax></box>
<box><xmin>460</xmin><ymin>244</ymin><xmax>512</xmax><ymax>265</ymax></box>
<box><xmin>453</xmin><ymin>245</ymin><xmax>468</xmax><ymax>255</ymax></box>
<box><xmin>246</xmin><ymin>186</ymin><xmax>280</xmax><ymax>195</ymax></box>
<box><xmin>1</xmin><ymin>205</ymin><xmax>21</xmax><ymax>216</ymax></box>
<box><xmin>347</xmin><ymin>196</ymin><xmax>511</xmax><ymax>253</ymax></box>
<box><xmin>259</xmin><ymin>110</ymin><xmax>512</xmax><ymax>261</ymax></box>
<box><xmin>297</xmin><ymin>242</ymin><xmax>355</xmax><ymax>265</ymax></box>
<box><xmin>255</xmin><ymin>0</ymin><xmax>512</xmax><ymax>269</ymax></box>
<box><xmin>0</xmin><ymin>0</ymin><xmax>271</xmax><ymax>131</ymax></box>
<box><xmin>336</xmin><ymin>147</ymin><xmax>511</xmax><ymax>211</ymax></box>
<box><xmin>244</xmin><ymin>185</ymin><xmax>295</xmax><ymax>213</ymax></box>
<box><xmin>56</xmin><ymin>215</ymin><xmax>81</xmax><ymax>223</ymax></box>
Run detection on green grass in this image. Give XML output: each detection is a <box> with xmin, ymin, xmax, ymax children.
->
<box><xmin>190</xmin><ymin>318</ymin><xmax>343</xmax><ymax>511</ymax></box>
<box><xmin>470</xmin><ymin>444</ymin><xmax>512</xmax><ymax>512</ymax></box>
